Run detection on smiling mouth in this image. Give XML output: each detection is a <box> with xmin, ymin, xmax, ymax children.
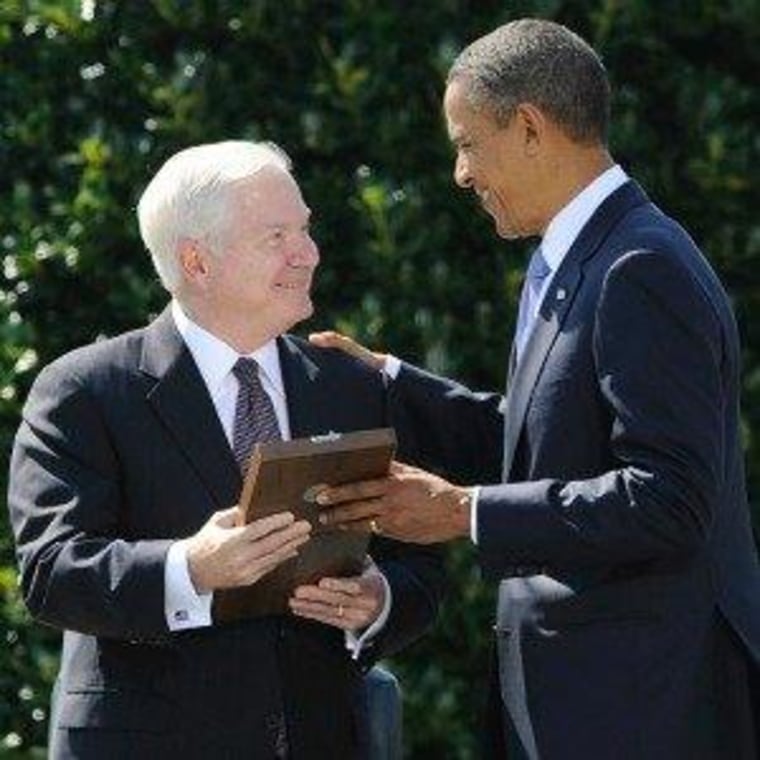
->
<box><xmin>475</xmin><ymin>188</ymin><xmax>495</xmax><ymax>214</ymax></box>
<box><xmin>275</xmin><ymin>281</ymin><xmax>311</xmax><ymax>291</ymax></box>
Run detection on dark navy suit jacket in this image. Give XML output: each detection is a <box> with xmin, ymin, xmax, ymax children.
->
<box><xmin>8</xmin><ymin>308</ymin><xmax>445</xmax><ymax>759</ymax></box>
<box><xmin>390</xmin><ymin>182</ymin><xmax>760</xmax><ymax>759</ymax></box>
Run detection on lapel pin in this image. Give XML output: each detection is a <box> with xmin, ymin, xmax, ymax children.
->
<box><xmin>310</xmin><ymin>430</ymin><xmax>341</xmax><ymax>443</ymax></box>
<box><xmin>556</xmin><ymin>288</ymin><xmax>567</xmax><ymax>301</ymax></box>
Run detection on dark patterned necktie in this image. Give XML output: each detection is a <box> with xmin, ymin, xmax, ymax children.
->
<box><xmin>231</xmin><ymin>357</ymin><xmax>282</xmax><ymax>474</ymax></box>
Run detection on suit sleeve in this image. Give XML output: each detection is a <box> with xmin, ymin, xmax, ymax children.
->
<box><xmin>358</xmin><ymin>363</ymin><xmax>450</xmax><ymax>663</ymax></box>
<box><xmin>8</xmin><ymin>361</ymin><xmax>172</xmax><ymax>640</ymax></box>
<box><xmin>477</xmin><ymin>249</ymin><xmax>725</xmax><ymax>575</ymax></box>
<box><xmin>390</xmin><ymin>362</ymin><xmax>504</xmax><ymax>485</ymax></box>
<box><xmin>367</xmin><ymin>537</ymin><xmax>448</xmax><ymax>662</ymax></box>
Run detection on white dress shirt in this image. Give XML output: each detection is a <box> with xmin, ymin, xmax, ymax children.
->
<box><xmin>527</xmin><ymin>164</ymin><xmax>629</xmax><ymax>329</ymax></box>
<box><xmin>164</xmin><ymin>302</ymin><xmax>390</xmax><ymax>656</ymax></box>
<box><xmin>385</xmin><ymin>165</ymin><xmax>629</xmax><ymax>543</ymax></box>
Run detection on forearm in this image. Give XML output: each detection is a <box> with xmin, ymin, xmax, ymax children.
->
<box><xmin>18</xmin><ymin>533</ymin><xmax>173</xmax><ymax>639</ymax></box>
<box><xmin>370</xmin><ymin>540</ymin><xmax>447</xmax><ymax>657</ymax></box>
<box><xmin>476</xmin><ymin>466</ymin><xmax>712</xmax><ymax>579</ymax></box>
<box><xmin>391</xmin><ymin>363</ymin><xmax>504</xmax><ymax>485</ymax></box>
<box><xmin>9</xmin><ymin>370</ymin><xmax>174</xmax><ymax>640</ymax></box>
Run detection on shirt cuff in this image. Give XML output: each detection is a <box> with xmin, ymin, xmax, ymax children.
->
<box><xmin>470</xmin><ymin>486</ymin><xmax>481</xmax><ymax>545</ymax></box>
<box><xmin>345</xmin><ymin>572</ymin><xmax>392</xmax><ymax>660</ymax></box>
<box><xmin>164</xmin><ymin>539</ymin><xmax>213</xmax><ymax>631</ymax></box>
<box><xmin>383</xmin><ymin>355</ymin><xmax>402</xmax><ymax>380</ymax></box>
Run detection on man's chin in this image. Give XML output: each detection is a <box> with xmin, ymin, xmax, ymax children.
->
<box><xmin>292</xmin><ymin>297</ymin><xmax>314</xmax><ymax>323</ymax></box>
<box><xmin>494</xmin><ymin>217</ymin><xmax>520</xmax><ymax>240</ymax></box>
<box><xmin>483</xmin><ymin>206</ymin><xmax>517</xmax><ymax>240</ymax></box>
<box><xmin>272</xmin><ymin>298</ymin><xmax>313</xmax><ymax>335</ymax></box>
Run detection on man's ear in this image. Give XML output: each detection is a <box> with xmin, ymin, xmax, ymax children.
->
<box><xmin>178</xmin><ymin>238</ymin><xmax>210</xmax><ymax>284</ymax></box>
<box><xmin>514</xmin><ymin>103</ymin><xmax>546</xmax><ymax>156</ymax></box>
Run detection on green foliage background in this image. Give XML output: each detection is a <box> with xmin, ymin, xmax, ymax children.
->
<box><xmin>1</xmin><ymin>1</ymin><xmax>758</xmax><ymax>756</ymax></box>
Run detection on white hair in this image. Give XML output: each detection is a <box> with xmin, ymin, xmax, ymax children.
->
<box><xmin>137</xmin><ymin>140</ymin><xmax>292</xmax><ymax>292</ymax></box>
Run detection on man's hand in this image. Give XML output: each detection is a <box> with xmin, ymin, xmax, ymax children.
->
<box><xmin>288</xmin><ymin>560</ymin><xmax>386</xmax><ymax>632</ymax></box>
<box><xmin>317</xmin><ymin>461</ymin><xmax>472</xmax><ymax>544</ymax></box>
<box><xmin>186</xmin><ymin>507</ymin><xmax>311</xmax><ymax>595</ymax></box>
<box><xmin>308</xmin><ymin>330</ymin><xmax>387</xmax><ymax>372</ymax></box>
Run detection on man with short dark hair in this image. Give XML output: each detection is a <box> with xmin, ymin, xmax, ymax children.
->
<box><xmin>8</xmin><ymin>140</ymin><xmax>444</xmax><ymax>759</ymax></box>
<box><xmin>315</xmin><ymin>19</ymin><xmax>760</xmax><ymax>759</ymax></box>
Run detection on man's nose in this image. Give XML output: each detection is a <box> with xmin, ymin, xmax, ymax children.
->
<box><xmin>453</xmin><ymin>153</ymin><xmax>473</xmax><ymax>188</ymax></box>
<box><xmin>290</xmin><ymin>235</ymin><xmax>320</xmax><ymax>266</ymax></box>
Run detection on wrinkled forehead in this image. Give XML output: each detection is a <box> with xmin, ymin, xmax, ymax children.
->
<box><xmin>229</xmin><ymin>167</ymin><xmax>309</xmax><ymax>221</ymax></box>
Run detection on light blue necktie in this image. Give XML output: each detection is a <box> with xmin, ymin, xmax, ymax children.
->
<box><xmin>514</xmin><ymin>246</ymin><xmax>551</xmax><ymax>362</ymax></box>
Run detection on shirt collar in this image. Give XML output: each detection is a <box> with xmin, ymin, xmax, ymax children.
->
<box><xmin>540</xmin><ymin>164</ymin><xmax>629</xmax><ymax>273</ymax></box>
<box><xmin>171</xmin><ymin>301</ymin><xmax>285</xmax><ymax>399</ymax></box>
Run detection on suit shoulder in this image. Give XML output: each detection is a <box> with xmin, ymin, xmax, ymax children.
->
<box><xmin>604</xmin><ymin>201</ymin><xmax>727</xmax><ymax>305</ymax></box>
<box><xmin>29</xmin><ymin>326</ymin><xmax>147</xmax><ymax>400</ymax></box>
<box><xmin>599</xmin><ymin>246</ymin><xmax>726</xmax><ymax>348</ymax></box>
<box><xmin>284</xmin><ymin>334</ymin><xmax>384</xmax><ymax>385</ymax></box>
<box><xmin>615</xmin><ymin>203</ymin><xmax>718</xmax><ymax>276</ymax></box>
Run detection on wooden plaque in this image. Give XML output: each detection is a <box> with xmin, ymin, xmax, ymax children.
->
<box><xmin>213</xmin><ymin>428</ymin><xmax>396</xmax><ymax>622</ymax></box>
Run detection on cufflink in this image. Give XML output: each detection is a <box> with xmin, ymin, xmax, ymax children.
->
<box><xmin>556</xmin><ymin>288</ymin><xmax>567</xmax><ymax>301</ymax></box>
<box><xmin>174</xmin><ymin>609</ymin><xmax>190</xmax><ymax>623</ymax></box>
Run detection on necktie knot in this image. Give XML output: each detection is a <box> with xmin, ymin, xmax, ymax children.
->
<box><xmin>526</xmin><ymin>246</ymin><xmax>551</xmax><ymax>286</ymax></box>
<box><xmin>233</xmin><ymin>357</ymin><xmax>262</xmax><ymax>387</ymax></box>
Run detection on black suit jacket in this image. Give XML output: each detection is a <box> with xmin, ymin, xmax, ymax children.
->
<box><xmin>8</xmin><ymin>307</ymin><xmax>445</xmax><ymax>759</ymax></box>
<box><xmin>389</xmin><ymin>182</ymin><xmax>760</xmax><ymax>759</ymax></box>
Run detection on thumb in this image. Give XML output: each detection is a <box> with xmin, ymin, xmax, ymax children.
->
<box><xmin>390</xmin><ymin>460</ymin><xmax>416</xmax><ymax>475</ymax></box>
<box><xmin>308</xmin><ymin>330</ymin><xmax>340</xmax><ymax>347</ymax></box>
<box><xmin>308</xmin><ymin>331</ymin><xmax>386</xmax><ymax>372</ymax></box>
<box><xmin>309</xmin><ymin>330</ymin><xmax>363</xmax><ymax>356</ymax></box>
<box><xmin>213</xmin><ymin>506</ymin><xmax>242</xmax><ymax>529</ymax></box>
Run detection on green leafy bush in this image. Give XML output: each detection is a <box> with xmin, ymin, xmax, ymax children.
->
<box><xmin>1</xmin><ymin>2</ymin><xmax>758</xmax><ymax>756</ymax></box>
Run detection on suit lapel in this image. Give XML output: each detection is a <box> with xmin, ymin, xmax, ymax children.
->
<box><xmin>501</xmin><ymin>181</ymin><xmax>650</xmax><ymax>480</ymax></box>
<box><xmin>140</xmin><ymin>307</ymin><xmax>241</xmax><ymax>508</ymax></box>
<box><xmin>277</xmin><ymin>335</ymin><xmax>326</xmax><ymax>439</ymax></box>
<box><xmin>502</xmin><ymin>266</ymin><xmax>583</xmax><ymax>480</ymax></box>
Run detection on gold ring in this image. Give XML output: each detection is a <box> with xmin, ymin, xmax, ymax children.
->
<box><xmin>337</xmin><ymin>604</ymin><xmax>344</xmax><ymax>618</ymax></box>
<box><xmin>370</xmin><ymin>519</ymin><xmax>380</xmax><ymax>534</ymax></box>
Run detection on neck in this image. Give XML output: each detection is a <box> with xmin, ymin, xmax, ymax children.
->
<box><xmin>538</xmin><ymin>145</ymin><xmax>614</xmax><ymax>234</ymax></box>
<box><xmin>178</xmin><ymin>298</ymin><xmax>278</xmax><ymax>354</ymax></box>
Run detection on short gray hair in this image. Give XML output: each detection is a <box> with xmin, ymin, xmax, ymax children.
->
<box><xmin>137</xmin><ymin>140</ymin><xmax>292</xmax><ymax>292</ymax></box>
<box><xmin>448</xmin><ymin>19</ymin><xmax>610</xmax><ymax>145</ymax></box>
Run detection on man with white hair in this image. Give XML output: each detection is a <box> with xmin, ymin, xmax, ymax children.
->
<box><xmin>8</xmin><ymin>141</ymin><xmax>444</xmax><ymax>759</ymax></box>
